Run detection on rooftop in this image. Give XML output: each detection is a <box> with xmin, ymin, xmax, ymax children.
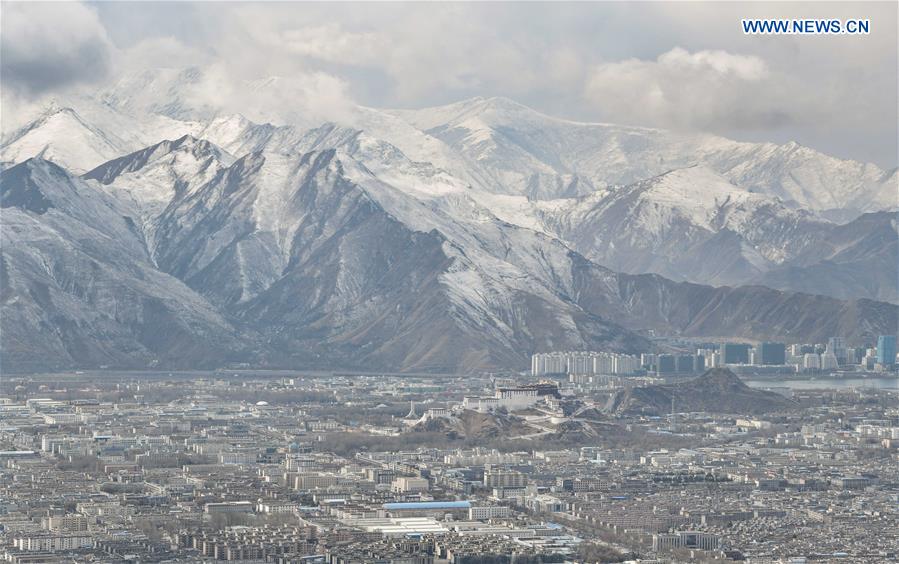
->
<box><xmin>383</xmin><ymin>501</ymin><xmax>471</xmax><ymax>510</ymax></box>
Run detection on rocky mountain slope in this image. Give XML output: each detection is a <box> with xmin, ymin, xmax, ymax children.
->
<box><xmin>3</xmin><ymin>144</ymin><xmax>895</xmax><ymax>372</ymax></box>
<box><xmin>753</xmin><ymin>212</ymin><xmax>898</xmax><ymax>302</ymax></box>
<box><xmin>540</xmin><ymin>166</ymin><xmax>831</xmax><ymax>287</ymax></box>
<box><xmin>0</xmin><ymin>159</ymin><xmax>243</xmax><ymax>371</ymax></box>
<box><xmin>530</xmin><ymin>168</ymin><xmax>896</xmax><ymax>301</ymax></box>
<box><xmin>1</xmin><ymin>70</ymin><xmax>896</xmax><ymax>372</ymax></box>
<box><xmin>6</xmin><ymin>82</ymin><xmax>893</xmax><ymax>301</ymax></box>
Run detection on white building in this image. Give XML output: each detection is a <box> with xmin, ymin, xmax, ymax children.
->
<box><xmin>653</xmin><ymin>531</ymin><xmax>720</xmax><ymax>552</ymax></box>
<box><xmin>41</xmin><ymin>515</ymin><xmax>90</xmax><ymax>532</ymax></box>
<box><xmin>802</xmin><ymin>353</ymin><xmax>820</xmax><ymax>371</ymax></box>
<box><xmin>463</xmin><ymin>383</ymin><xmax>559</xmax><ymax>413</ymax></box>
<box><xmin>484</xmin><ymin>469</ymin><xmax>528</xmax><ymax>488</ymax></box>
<box><xmin>391</xmin><ymin>476</ymin><xmax>429</xmax><ymax>493</ymax></box>
<box><xmin>204</xmin><ymin>501</ymin><xmax>254</xmax><ymax>514</ymax></box>
<box><xmin>820</xmin><ymin>351</ymin><xmax>839</xmax><ymax>370</ymax></box>
<box><xmin>469</xmin><ymin>505</ymin><xmax>511</xmax><ymax>520</ymax></box>
<box><xmin>256</xmin><ymin>502</ymin><xmax>300</xmax><ymax>513</ymax></box>
<box><xmin>13</xmin><ymin>534</ymin><xmax>92</xmax><ymax>552</ymax></box>
<box><xmin>294</xmin><ymin>474</ymin><xmax>339</xmax><ymax>490</ymax></box>
<box><xmin>532</xmin><ymin>351</ymin><xmax>641</xmax><ymax>376</ymax></box>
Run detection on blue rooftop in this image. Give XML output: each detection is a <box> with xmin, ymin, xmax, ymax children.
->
<box><xmin>383</xmin><ymin>501</ymin><xmax>471</xmax><ymax>510</ymax></box>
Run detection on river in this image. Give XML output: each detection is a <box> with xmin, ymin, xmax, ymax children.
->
<box><xmin>744</xmin><ymin>377</ymin><xmax>898</xmax><ymax>390</ymax></box>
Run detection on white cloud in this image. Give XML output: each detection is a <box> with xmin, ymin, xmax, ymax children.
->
<box><xmin>118</xmin><ymin>37</ymin><xmax>211</xmax><ymax>71</ymax></box>
<box><xmin>214</xmin><ymin>3</ymin><xmax>554</xmax><ymax>103</ymax></box>
<box><xmin>203</xmin><ymin>69</ymin><xmax>357</xmax><ymax>127</ymax></box>
<box><xmin>0</xmin><ymin>2</ymin><xmax>114</xmax><ymax>96</ymax></box>
<box><xmin>1</xmin><ymin>4</ymin><xmax>359</xmax><ymax>134</ymax></box>
<box><xmin>584</xmin><ymin>48</ymin><xmax>790</xmax><ymax>131</ymax></box>
<box><xmin>657</xmin><ymin>48</ymin><xmax>767</xmax><ymax>81</ymax></box>
<box><xmin>269</xmin><ymin>24</ymin><xmax>386</xmax><ymax>66</ymax></box>
<box><xmin>3</xmin><ymin>1</ymin><xmax>895</xmax><ymax>166</ymax></box>
<box><xmin>98</xmin><ymin>63</ymin><xmax>357</xmax><ymax>130</ymax></box>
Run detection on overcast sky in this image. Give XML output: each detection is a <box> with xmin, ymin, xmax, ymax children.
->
<box><xmin>2</xmin><ymin>1</ymin><xmax>896</xmax><ymax>167</ymax></box>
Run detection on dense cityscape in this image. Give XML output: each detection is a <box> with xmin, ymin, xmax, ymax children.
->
<box><xmin>1</xmin><ymin>336</ymin><xmax>896</xmax><ymax>563</ymax></box>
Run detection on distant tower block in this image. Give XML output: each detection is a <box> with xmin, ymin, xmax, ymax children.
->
<box><xmin>670</xmin><ymin>396</ymin><xmax>676</xmax><ymax>433</ymax></box>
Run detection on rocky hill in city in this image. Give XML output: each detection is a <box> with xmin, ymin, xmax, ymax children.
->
<box><xmin>411</xmin><ymin>410</ymin><xmax>532</xmax><ymax>441</ymax></box>
<box><xmin>606</xmin><ymin>368</ymin><xmax>797</xmax><ymax>416</ymax></box>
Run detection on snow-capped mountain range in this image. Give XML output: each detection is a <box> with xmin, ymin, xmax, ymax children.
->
<box><xmin>2</xmin><ymin>68</ymin><xmax>896</xmax><ymax>372</ymax></box>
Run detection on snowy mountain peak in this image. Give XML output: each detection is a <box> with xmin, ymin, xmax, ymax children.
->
<box><xmin>3</xmin><ymin>90</ymin><xmax>896</xmax><ymax>371</ymax></box>
<box><xmin>6</xmin><ymin>156</ymin><xmax>80</xmax><ymax>196</ymax></box>
<box><xmin>200</xmin><ymin>113</ymin><xmax>256</xmax><ymax>139</ymax></box>
<box><xmin>3</xmin><ymin>104</ymin><xmax>85</xmax><ymax>147</ymax></box>
<box><xmin>19</xmin><ymin>67</ymin><xmax>887</xmax><ymax>212</ymax></box>
<box><xmin>80</xmin><ymin>135</ymin><xmax>234</xmax><ymax>234</ymax></box>
<box><xmin>33</xmin><ymin>101</ymin><xmax>80</xmax><ymax>122</ymax></box>
<box><xmin>392</xmin><ymin>96</ymin><xmax>556</xmax><ymax>133</ymax></box>
<box><xmin>387</xmin><ymin>95</ymin><xmax>894</xmax><ymax>209</ymax></box>
<box><xmin>85</xmin><ymin>135</ymin><xmax>231</xmax><ymax>185</ymax></box>
<box><xmin>1</xmin><ymin>105</ymin><xmax>131</xmax><ymax>174</ymax></box>
<box><xmin>450</xmin><ymin>95</ymin><xmax>537</xmax><ymax>118</ymax></box>
<box><xmin>639</xmin><ymin>165</ymin><xmax>745</xmax><ymax>203</ymax></box>
<box><xmin>1</xmin><ymin>157</ymin><xmax>142</xmax><ymax>248</ymax></box>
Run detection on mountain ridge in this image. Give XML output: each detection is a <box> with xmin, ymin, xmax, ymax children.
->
<box><xmin>390</xmin><ymin>95</ymin><xmax>895</xmax><ymax>211</ymax></box>
<box><xmin>2</xmin><ymin>151</ymin><xmax>896</xmax><ymax>373</ymax></box>
<box><xmin>0</xmin><ymin>158</ymin><xmax>245</xmax><ymax>372</ymax></box>
<box><xmin>1</xmin><ymin>75</ymin><xmax>896</xmax><ymax>371</ymax></box>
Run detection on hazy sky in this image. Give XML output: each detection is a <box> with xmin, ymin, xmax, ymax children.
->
<box><xmin>2</xmin><ymin>1</ymin><xmax>896</xmax><ymax>167</ymax></box>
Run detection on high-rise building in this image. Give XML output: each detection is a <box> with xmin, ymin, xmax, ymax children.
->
<box><xmin>759</xmin><ymin>342</ymin><xmax>786</xmax><ymax>365</ymax></box>
<box><xmin>720</xmin><ymin>343</ymin><xmax>751</xmax><ymax>365</ymax></box>
<box><xmin>802</xmin><ymin>353</ymin><xmax>820</xmax><ymax>371</ymax></box>
<box><xmin>531</xmin><ymin>351</ymin><xmax>641</xmax><ymax>376</ymax></box>
<box><xmin>675</xmin><ymin>355</ymin><xmax>695</xmax><ymax>373</ymax></box>
<box><xmin>820</xmin><ymin>351</ymin><xmax>839</xmax><ymax>370</ymax></box>
<box><xmin>693</xmin><ymin>354</ymin><xmax>706</xmax><ymax>373</ymax></box>
<box><xmin>876</xmin><ymin>335</ymin><xmax>896</xmax><ymax>367</ymax></box>
<box><xmin>484</xmin><ymin>469</ymin><xmax>527</xmax><ymax>488</ymax></box>
<box><xmin>657</xmin><ymin>355</ymin><xmax>676</xmax><ymax>374</ymax></box>
<box><xmin>827</xmin><ymin>337</ymin><xmax>847</xmax><ymax>365</ymax></box>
